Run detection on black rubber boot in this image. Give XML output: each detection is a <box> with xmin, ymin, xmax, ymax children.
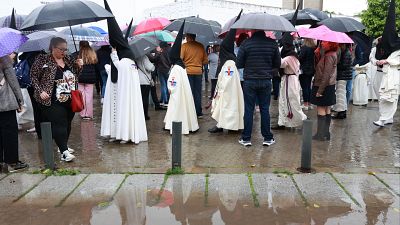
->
<box><xmin>313</xmin><ymin>115</ymin><xmax>326</xmax><ymax>141</ymax></box>
<box><xmin>325</xmin><ymin>114</ymin><xmax>332</xmax><ymax>141</ymax></box>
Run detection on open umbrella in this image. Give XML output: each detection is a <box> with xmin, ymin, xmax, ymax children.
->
<box><xmin>281</xmin><ymin>8</ymin><xmax>329</xmax><ymax>25</ymax></box>
<box><xmin>231</xmin><ymin>12</ymin><xmax>296</xmax><ymax>32</ymax></box>
<box><xmin>318</xmin><ymin>17</ymin><xmax>365</xmax><ymax>33</ymax></box>
<box><xmin>164</xmin><ymin>16</ymin><xmax>221</xmax><ymax>39</ymax></box>
<box><xmin>0</xmin><ymin>9</ymin><xmax>26</xmax><ymax>30</ymax></box>
<box><xmin>133</xmin><ymin>17</ymin><xmax>171</xmax><ymax>35</ymax></box>
<box><xmin>61</xmin><ymin>26</ymin><xmax>105</xmax><ymax>42</ymax></box>
<box><xmin>18</xmin><ymin>31</ymin><xmax>65</xmax><ymax>52</ymax></box>
<box><xmin>88</xmin><ymin>26</ymin><xmax>108</xmax><ymax>35</ymax></box>
<box><xmin>139</xmin><ymin>30</ymin><xmax>175</xmax><ymax>42</ymax></box>
<box><xmin>299</xmin><ymin>25</ymin><xmax>354</xmax><ymax>43</ymax></box>
<box><xmin>128</xmin><ymin>36</ymin><xmax>158</xmax><ymax>59</ymax></box>
<box><xmin>0</xmin><ymin>28</ymin><xmax>28</xmax><ymax>57</ymax></box>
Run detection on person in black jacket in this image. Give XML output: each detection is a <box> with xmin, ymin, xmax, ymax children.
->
<box><xmin>332</xmin><ymin>44</ymin><xmax>353</xmax><ymax>119</ymax></box>
<box><xmin>236</xmin><ymin>30</ymin><xmax>281</xmax><ymax>147</ymax></box>
<box><xmin>298</xmin><ymin>38</ymin><xmax>316</xmax><ymax>110</ymax></box>
<box><xmin>153</xmin><ymin>42</ymin><xmax>171</xmax><ymax>107</ymax></box>
<box><xmin>96</xmin><ymin>45</ymin><xmax>111</xmax><ymax>102</ymax></box>
<box><xmin>77</xmin><ymin>41</ymin><xmax>98</xmax><ymax>120</ymax></box>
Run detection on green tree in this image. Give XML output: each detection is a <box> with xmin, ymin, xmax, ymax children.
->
<box><xmin>360</xmin><ymin>0</ymin><xmax>400</xmax><ymax>38</ymax></box>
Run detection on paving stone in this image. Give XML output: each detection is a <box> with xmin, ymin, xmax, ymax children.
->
<box><xmin>0</xmin><ymin>174</ymin><xmax>45</xmax><ymax>204</ymax></box>
<box><xmin>334</xmin><ymin>173</ymin><xmax>398</xmax><ymax>208</ymax></box>
<box><xmin>0</xmin><ymin>174</ymin><xmax>6</xmax><ymax>180</ymax></box>
<box><xmin>375</xmin><ymin>173</ymin><xmax>400</xmax><ymax>195</ymax></box>
<box><xmin>64</xmin><ymin>174</ymin><xmax>125</xmax><ymax>204</ymax></box>
<box><xmin>293</xmin><ymin>173</ymin><xmax>353</xmax><ymax>207</ymax></box>
<box><xmin>164</xmin><ymin>174</ymin><xmax>206</xmax><ymax>205</ymax></box>
<box><xmin>18</xmin><ymin>174</ymin><xmax>87</xmax><ymax>206</ymax></box>
<box><xmin>252</xmin><ymin>173</ymin><xmax>304</xmax><ymax>208</ymax></box>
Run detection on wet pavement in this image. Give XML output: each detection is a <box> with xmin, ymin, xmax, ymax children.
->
<box><xmin>16</xmin><ymin>83</ymin><xmax>400</xmax><ymax>174</ymax></box>
<box><xmin>0</xmin><ymin>173</ymin><xmax>399</xmax><ymax>225</ymax></box>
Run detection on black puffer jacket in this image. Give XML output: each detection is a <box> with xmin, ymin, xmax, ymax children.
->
<box><xmin>299</xmin><ymin>46</ymin><xmax>315</xmax><ymax>75</ymax></box>
<box><xmin>236</xmin><ymin>31</ymin><xmax>281</xmax><ymax>80</ymax></box>
<box><xmin>337</xmin><ymin>48</ymin><xmax>353</xmax><ymax>81</ymax></box>
<box><xmin>78</xmin><ymin>64</ymin><xmax>98</xmax><ymax>84</ymax></box>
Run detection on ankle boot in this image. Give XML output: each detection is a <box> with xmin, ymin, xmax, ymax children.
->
<box><xmin>325</xmin><ymin>114</ymin><xmax>332</xmax><ymax>140</ymax></box>
<box><xmin>313</xmin><ymin>115</ymin><xmax>326</xmax><ymax>141</ymax></box>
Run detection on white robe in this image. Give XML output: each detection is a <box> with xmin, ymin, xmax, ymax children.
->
<box><xmin>366</xmin><ymin>62</ymin><xmax>378</xmax><ymax>100</ymax></box>
<box><xmin>211</xmin><ymin>60</ymin><xmax>244</xmax><ymax>130</ymax></box>
<box><xmin>100</xmin><ymin>64</ymin><xmax>118</xmax><ymax>139</ymax></box>
<box><xmin>111</xmin><ymin>51</ymin><xmax>147</xmax><ymax>143</ymax></box>
<box><xmin>16</xmin><ymin>88</ymin><xmax>34</xmax><ymax>125</ymax></box>
<box><xmin>378</xmin><ymin>50</ymin><xmax>400</xmax><ymax>121</ymax></box>
<box><xmin>164</xmin><ymin>65</ymin><xmax>199</xmax><ymax>134</ymax></box>
<box><xmin>353</xmin><ymin>65</ymin><xmax>369</xmax><ymax>106</ymax></box>
<box><xmin>278</xmin><ymin>56</ymin><xmax>307</xmax><ymax>127</ymax></box>
<box><xmin>370</xmin><ymin>47</ymin><xmax>384</xmax><ymax>100</ymax></box>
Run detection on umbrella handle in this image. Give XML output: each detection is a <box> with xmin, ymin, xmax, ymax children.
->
<box><xmin>68</xmin><ymin>21</ymin><xmax>78</xmax><ymax>53</ymax></box>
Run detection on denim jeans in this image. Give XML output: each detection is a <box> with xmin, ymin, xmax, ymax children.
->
<box><xmin>241</xmin><ymin>79</ymin><xmax>273</xmax><ymax>141</ymax></box>
<box><xmin>100</xmin><ymin>70</ymin><xmax>108</xmax><ymax>98</ymax></box>
<box><xmin>158</xmin><ymin>71</ymin><xmax>169</xmax><ymax>104</ymax></box>
<box><xmin>299</xmin><ymin>74</ymin><xmax>313</xmax><ymax>103</ymax></box>
<box><xmin>346</xmin><ymin>69</ymin><xmax>356</xmax><ymax>103</ymax></box>
<box><xmin>188</xmin><ymin>74</ymin><xmax>203</xmax><ymax>116</ymax></box>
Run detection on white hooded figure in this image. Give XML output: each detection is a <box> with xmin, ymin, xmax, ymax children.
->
<box><xmin>101</xmin><ymin>0</ymin><xmax>147</xmax><ymax>143</ymax></box>
<box><xmin>164</xmin><ymin>21</ymin><xmax>199</xmax><ymax>134</ymax></box>
<box><xmin>100</xmin><ymin>64</ymin><xmax>118</xmax><ymax>140</ymax></box>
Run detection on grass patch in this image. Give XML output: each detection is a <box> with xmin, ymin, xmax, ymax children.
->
<box><xmin>370</xmin><ymin>173</ymin><xmax>400</xmax><ymax>197</ymax></box>
<box><xmin>56</xmin><ymin>174</ymin><xmax>89</xmax><ymax>207</ymax></box>
<box><xmin>205</xmin><ymin>173</ymin><xmax>210</xmax><ymax>206</ymax></box>
<box><xmin>246</xmin><ymin>173</ymin><xmax>260</xmax><ymax>207</ymax></box>
<box><xmin>124</xmin><ymin>172</ymin><xmax>144</xmax><ymax>175</ymax></box>
<box><xmin>166</xmin><ymin>167</ymin><xmax>185</xmax><ymax>175</ymax></box>
<box><xmin>273</xmin><ymin>169</ymin><xmax>294</xmax><ymax>176</ymax></box>
<box><xmin>111</xmin><ymin>174</ymin><xmax>129</xmax><ymax>199</ymax></box>
<box><xmin>328</xmin><ymin>172</ymin><xmax>361</xmax><ymax>207</ymax></box>
<box><xmin>32</xmin><ymin>168</ymin><xmax>80</xmax><ymax>176</ymax></box>
<box><xmin>13</xmin><ymin>176</ymin><xmax>47</xmax><ymax>203</ymax></box>
<box><xmin>98</xmin><ymin>201</ymin><xmax>111</xmax><ymax>208</ymax></box>
<box><xmin>290</xmin><ymin>175</ymin><xmax>309</xmax><ymax>207</ymax></box>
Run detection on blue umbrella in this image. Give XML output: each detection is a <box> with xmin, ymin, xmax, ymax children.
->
<box><xmin>88</xmin><ymin>26</ymin><xmax>107</xmax><ymax>35</ymax></box>
<box><xmin>61</xmin><ymin>26</ymin><xmax>105</xmax><ymax>42</ymax></box>
<box><xmin>0</xmin><ymin>27</ymin><xmax>28</xmax><ymax>57</ymax></box>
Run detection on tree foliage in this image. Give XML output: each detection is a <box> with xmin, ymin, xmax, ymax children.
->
<box><xmin>360</xmin><ymin>0</ymin><xmax>400</xmax><ymax>38</ymax></box>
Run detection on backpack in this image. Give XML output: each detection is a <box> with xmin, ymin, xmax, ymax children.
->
<box><xmin>15</xmin><ymin>59</ymin><xmax>31</xmax><ymax>88</ymax></box>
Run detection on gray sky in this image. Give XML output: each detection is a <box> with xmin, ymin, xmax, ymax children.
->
<box><xmin>1</xmin><ymin>0</ymin><xmax>368</xmax><ymax>28</ymax></box>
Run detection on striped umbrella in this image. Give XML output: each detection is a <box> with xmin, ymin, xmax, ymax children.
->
<box><xmin>0</xmin><ymin>10</ymin><xmax>26</xmax><ymax>30</ymax></box>
<box><xmin>61</xmin><ymin>27</ymin><xmax>106</xmax><ymax>42</ymax></box>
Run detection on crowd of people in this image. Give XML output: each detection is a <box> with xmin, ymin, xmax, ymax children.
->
<box><xmin>0</xmin><ymin>2</ymin><xmax>399</xmax><ymax>171</ymax></box>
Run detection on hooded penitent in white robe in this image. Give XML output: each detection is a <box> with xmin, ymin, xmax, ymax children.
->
<box><xmin>278</xmin><ymin>56</ymin><xmax>307</xmax><ymax>127</ymax></box>
<box><xmin>378</xmin><ymin>50</ymin><xmax>400</xmax><ymax>121</ymax></box>
<box><xmin>100</xmin><ymin>64</ymin><xmax>118</xmax><ymax>139</ymax></box>
<box><xmin>164</xmin><ymin>65</ymin><xmax>199</xmax><ymax>134</ymax></box>
<box><xmin>353</xmin><ymin>64</ymin><xmax>369</xmax><ymax>106</ymax></box>
<box><xmin>211</xmin><ymin>60</ymin><xmax>244</xmax><ymax>130</ymax></box>
<box><xmin>110</xmin><ymin>51</ymin><xmax>148</xmax><ymax>143</ymax></box>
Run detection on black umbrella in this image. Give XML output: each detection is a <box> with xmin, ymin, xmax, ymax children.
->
<box><xmin>164</xmin><ymin>16</ymin><xmax>221</xmax><ymax>39</ymax></box>
<box><xmin>231</xmin><ymin>12</ymin><xmax>296</xmax><ymax>32</ymax></box>
<box><xmin>318</xmin><ymin>17</ymin><xmax>365</xmax><ymax>33</ymax></box>
<box><xmin>281</xmin><ymin>8</ymin><xmax>329</xmax><ymax>25</ymax></box>
<box><xmin>20</xmin><ymin>0</ymin><xmax>114</xmax><ymax>31</ymax></box>
<box><xmin>348</xmin><ymin>31</ymin><xmax>372</xmax><ymax>65</ymax></box>
<box><xmin>128</xmin><ymin>36</ymin><xmax>158</xmax><ymax>59</ymax></box>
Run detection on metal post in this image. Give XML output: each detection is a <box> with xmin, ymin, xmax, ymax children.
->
<box><xmin>171</xmin><ymin>121</ymin><xmax>182</xmax><ymax>169</ymax></box>
<box><xmin>297</xmin><ymin>119</ymin><xmax>315</xmax><ymax>173</ymax></box>
<box><xmin>41</xmin><ymin>122</ymin><xmax>55</xmax><ymax>170</ymax></box>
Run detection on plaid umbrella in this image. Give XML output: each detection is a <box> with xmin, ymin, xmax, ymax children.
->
<box><xmin>0</xmin><ymin>28</ymin><xmax>28</xmax><ymax>57</ymax></box>
<box><xmin>60</xmin><ymin>27</ymin><xmax>106</xmax><ymax>42</ymax></box>
<box><xmin>0</xmin><ymin>10</ymin><xmax>26</xmax><ymax>30</ymax></box>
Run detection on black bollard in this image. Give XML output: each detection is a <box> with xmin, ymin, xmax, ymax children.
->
<box><xmin>171</xmin><ymin>121</ymin><xmax>182</xmax><ymax>169</ymax></box>
<box><xmin>297</xmin><ymin>119</ymin><xmax>315</xmax><ymax>173</ymax></box>
<box><xmin>41</xmin><ymin>122</ymin><xmax>55</xmax><ymax>170</ymax></box>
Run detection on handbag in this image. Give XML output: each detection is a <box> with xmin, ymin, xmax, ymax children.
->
<box><xmin>70</xmin><ymin>76</ymin><xmax>84</xmax><ymax>112</ymax></box>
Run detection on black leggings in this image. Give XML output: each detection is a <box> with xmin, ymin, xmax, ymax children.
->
<box><xmin>41</xmin><ymin>103</ymin><xmax>74</xmax><ymax>152</ymax></box>
<box><xmin>0</xmin><ymin>110</ymin><xmax>19</xmax><ymax>164</ymax></box>
<box><xmin>141</xmin><ymin>85</ymin><xmax>151</xmax><ymax>118</ymax></box>
<box><xmin>28</xmin><ymin>87</ymin><xmax>42</xmax><ymax>138</ymax></box>
<box><xmin>299</xmin><ymin>74</ymin><xmax>313</xmax><ymax>103</ymax></box>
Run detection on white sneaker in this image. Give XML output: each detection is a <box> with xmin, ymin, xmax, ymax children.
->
<box><xmin>61</xmin><ymin>150</ymin><xmax>75</xmax><ymax>162</ymax></box>
<box><xmin>263</xmin><ymin>138</ymin><xmax>276</xmax><ymax>146</ymax></box>
<box><xmin>58</xmin><ymin>147</ymin><xmax>75</xmax><ymax>154</ymax></box>
<box><xmin>120</xmin><ymin>140</ymin><xmax>128</xmax><ymax>144</ymax></box>
<box><xmin>26</xmin><ymin>127</ymin><xmax>36</xmax><ymax>133</ymax></box>
<box><xmin>373</xmin><ymin>120</ymin><xmax>385</xmax><ymax>127</ymax></box>
<box><xmin>384</xmin><ymin>119</ymin><xmax>394</xmax><ymax>125</ymax></box>
<box><xmin>238</xmin><ymin>139</ymin><xmax>252</xmax><ymax>147</ymax></box>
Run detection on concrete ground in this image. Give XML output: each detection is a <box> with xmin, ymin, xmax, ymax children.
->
<box><xmin>0</xmin><ymin>172</ymin><xmax>399</xmax><ymax>225</ymax></box>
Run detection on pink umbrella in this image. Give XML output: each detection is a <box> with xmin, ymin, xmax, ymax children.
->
<box><xmin>133</xmin><ymin>17</ymin><xmax>171</xmax><ymax>35</ymax></box>
<box><xmin>299</xmin><ymin>25</ymin><xmax>353</xmax><ymax>43</ymax></box>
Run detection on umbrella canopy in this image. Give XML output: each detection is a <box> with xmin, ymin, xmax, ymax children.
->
<box><xmin>230</xmin><ymin>12</ymin><xmax>296</xmax><ymax>32</ymax></box>
<box><xmin>196</xmin><ymin>35</ymin><xmax>222</xmax><ymax>47</ymax></box>
<box><xmin>20</xmin><ymin>0</ymin><xmax>114</xmax><ymax>31</ymax></box>
<box><xmin>164</xmin><ymin>16</ymin><xmax>221</xmax><ymax>39</ymax></box>
<box><xmin>18</xmin><ymin>31</ymin><xmax>65</xmax><ymax>53</ymax></box>
<box><xmin>133</xmin><ymin>17</ymin><xmax>171</xmax><ymax>35</ymax></box>
<box><xmin>348</xmin><ymin>31</ymin><xmax>372</xmax><ymax>65</ymax></box>
<box><xmin>299</xmin><ymin>25</ymin><xmax>354</xmax><ymax>43</ymax></box>
<box><xmin>128</xmin><ymin>36</ymin><xmax>158</xmax><ymax>59</ymax></box>
<box><xmin>281</xmin><ymin>8</ymin><xmax>329</xmax><ymax>25</ymax></box>
<box><xmin>139</xmin><ymin>30</ymin><xmax>175</xmax><ymax>42</ymax></box>
<box><xmin>0</xmin><ymin>28</ymin><xmax>28</xmax><ymax>57</ymax></box>
<box><xmin>61</xmin><ymin>26</ymin><xmax>105</xmax><ymax>42</ymax></box>
<box><xmin>88</xmin><ymin>26</ymin><xmax>107</xmax><ymax>35</ymax></box>
<box><xmin>0</xmin><ymin>10</ymin><xmax>26</xmax><ymax>30</ymax></box>
<box><xmin>318</xmin><ymin>17</ymin><xmax>365</xmax><ymax>33</ymax></box>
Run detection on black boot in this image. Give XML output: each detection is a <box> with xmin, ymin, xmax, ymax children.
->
<box><xmin>325</xmin><ymin>114</ymin><xmax>331</xmax><ymax>141</ymax></box>
<box><xmin>332</xmin><ymin>111</ymin><xmax>346</xmax><ymax>119</ymax></box>
<box><xmin>313</xmin><ymin>115</ymin><xmax>326</xmax><ymax>141</ymax></box>
<box><xmin>208</xmin><ymin>126</ymin><xmax>223</xmax><ymax>133</ymax></box>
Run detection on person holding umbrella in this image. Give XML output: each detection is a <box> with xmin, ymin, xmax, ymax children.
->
<box><xmin>30</xmin><ymin>37</ymin><xmax>82</xmax><ymax>161</ymax></box>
